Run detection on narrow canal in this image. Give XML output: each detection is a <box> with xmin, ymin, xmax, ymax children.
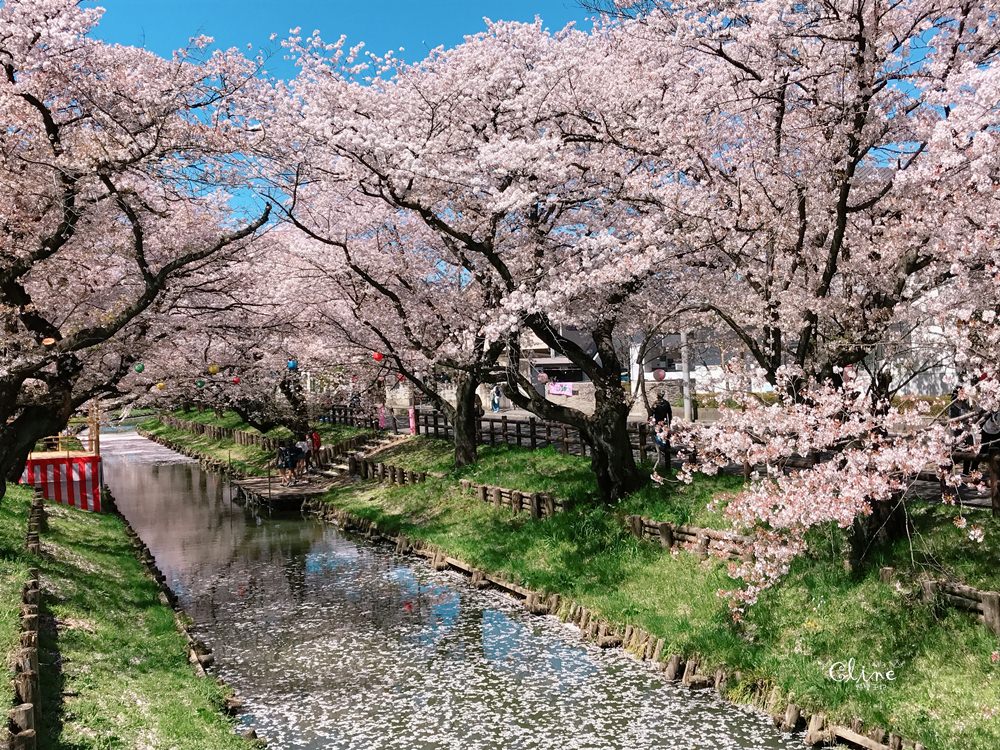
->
<box><xmin>101</xmin><ymin>432</ymin><xmax>801</xmax><ymax>750</ymax></box>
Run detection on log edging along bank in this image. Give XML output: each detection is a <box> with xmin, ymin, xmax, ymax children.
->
<box><xmin>100</xmin><ymin>489</ymin><xmax>258</xmax><ymax>741</ymax></box>
<box><xmin>140</xmin><ymin>423</ymin><xmax>938</xmax><ymax>750</ymax></box>
<box><xmin>3</xmin><ymin>489</ymin><xmax>46</xmax><ymax>750</ymax></box>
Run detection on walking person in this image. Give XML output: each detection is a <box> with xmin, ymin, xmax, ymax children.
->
<box><xmin>277</xmin><ymin>440</ymin><xmax>296</xmax><ymax>487</ymax></box>
<box><xmin>310</xmin><ymin>429</ymin><xmax>322</xmax><ymax>469</ymax></box>
<box><xmin>649</xmin><ymin>391</ymin><xmax>673</xmax><ymax>485</ymax></box>
<box><xmin>490</xmin><ymin>383</ymin><xmax>503</xmax><ymax>413</ymax></box>
<box><xmin>295</xmin><ymin>434</ymin><xmax>311</xmax><ymax>481</ymax></box>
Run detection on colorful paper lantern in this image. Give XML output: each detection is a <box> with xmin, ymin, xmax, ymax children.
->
<box><xmin>133</xmin><ymin>362</ymin><xmax>145</xmax><ymax>373</ymax></box>
<box><xmin>232</xmin><ymin>376</ymin><xmax>241</xmax><ymax>385</ymax></box>
<box><xmin>195</xmin><ymin>379</ymin><xmax>206</xmax><ymax>389</ymax></box>
<box><xmin>372</xmin><ymin>352</ymin><xmax>384</xmax><ymax>362</ymax></box>
<box><xmin>653</xmin><ymin>368</ymin><xmax>666</xmax><ymax>382</ymax></box>
<box><xmin>156</xmin><ymin>382</ymin><xmax>166</xmax><ymax>391</ymax></box>
<box><xmin>41</xmin><ymin>337</ymin><xmax>56</xmax><ymax>347</ymax></box>
<box><xmin>287</xmin><ymin>358</ymin><xmax>298</xmax><ymax>371</ymax></box>
<box><xmin>537</xmin><ymin>372</ymin><xmax>549</xmax><ymax>384</ymax></box>
<box><xmin>208</xmin><ymin>363</ymin><xmax>220</xmax><ymax>375</ymax></box>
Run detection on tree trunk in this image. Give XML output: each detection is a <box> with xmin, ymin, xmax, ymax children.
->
<box><xmin>279</xmin><ymin>374</ymin><xmax>310</xmax><ymax>437</ymax></box>
<box><xmin>847</xmin><ymin>495</ymin><xmax>907</xmax><ymax>573</ymax></box>
<box><xmin>451</xmin><ymin>376</ymin><xmax>481</xmax><ymax>467</ymax></box>
<box><xmin>0</xmin><ymin>405</ymin><xmax>67</xmax><ymax>501</ymax></box>
<box><xmin>586</xmin><ymin>382</ymin><xmax>643</xmax><ymax>503</ymax></box>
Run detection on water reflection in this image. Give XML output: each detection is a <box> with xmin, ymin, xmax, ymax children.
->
<box><xmin>101</xmin><ymin>432</ymin><xmax>800</xmax><ymax>750</ymax></box>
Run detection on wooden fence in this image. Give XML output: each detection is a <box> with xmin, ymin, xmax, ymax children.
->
<box><xmin>457</xmin><ymin>479</ymin><xmax>567</xmax><ymax>519</ymax></box>
<box><xmin>352</xmin><ymin>457</ymin><xmax>429</xmax><ymax>486</ymax></box>
<box><xmin>160</xmin><ymin>415</ymin><xmax>281</xmax><ymax>451</ymax></box>
<box><xmin>6</xmin><ymin>490</ymin><xmax>46</xmax><ymax>749</ymax></box>
<box><xmin>921</xmin><ymin>578</ymin><xmax>1000</xmax><ymax>636</ymax></box>
<box><xmin>325</xmin><ymin>405</ymin><xmax>655</xmax><ymax>461</ymax></box>
<box><xmin>624</xmin><ymin>514</ymin><xmax>753</xmax><ymax>562</ymax></box>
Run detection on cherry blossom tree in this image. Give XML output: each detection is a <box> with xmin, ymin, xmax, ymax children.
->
<box><xmin>602</xmin><ymin>0</ymin><xmax>1000</xmax><ymax>607</ymax></box>
<box><xmin>0</xmin><ymin>0</ymin><xmax>271</xmax><ymax>495</ymax></box>
<box><xmin>275</xmin><ymin>20</ymin><xmax>694</xmax><ymax>500</ymax></box>
<box><xmin>271</xmin><ymin>205</ymin><xmax>506</xmax><ymax>466</ymax></box>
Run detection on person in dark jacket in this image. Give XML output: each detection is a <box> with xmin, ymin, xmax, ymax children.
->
<box><xmin>649</xmin><ymin>391</ymin><xmax>673</xmax><ymax>485</ymax></box>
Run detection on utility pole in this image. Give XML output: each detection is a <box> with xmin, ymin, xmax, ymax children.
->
<box><xmin>681</xmin><ymin>331</ymin><xmax>693</xmax><ymax>421</ymax></box>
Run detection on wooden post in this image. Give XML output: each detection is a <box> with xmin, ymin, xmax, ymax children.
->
<box><xmin>530</xmin><ymin>493</ymin><xmax>541</xmax><ymax>519</ymax></box>
<box><xmin>561</xmin><ymin>425</ymin><xmax>569</xmax><ymax>453</ymax></box>
<box><xmin>433</xmin><ymin>412</ymin><xmax>440</xmax><ymax>438</ymax></box>
<box><xmin>501</xmin><ymin>415</ymin><xmax>509</xmax><ymax>445</ymax></box>
<box><xmin>515</xmin><ymin>420</ymin><xmax>522</xmax><ymax>447</ymax></box>
<box><xmin>478</xmin><ymin>485</ymin><xmax>488</xmax><ymax>505</ymax></box>
<box><xmin>10</xmin><ymin>729</ymin><xmax>36</xmax><ymax>750</ymax></box>
<box><xmin>529</xmin><ymin>417</ymin><xmax>537</xmax><ymax>449</ymax></box>
<box><xmin>488</xmin><ymin>419</ymin><xmax>495</xmax><ymax>446</ymax></box>
<box><xmin>492</xmin><ymin>486</ymin><xmax>502</xmax><ymax>509</ymax></box>
<box><xmin>638</xmin><ymin>422</ymin><xmax>648</xmax><ymax>463</ymax></box>
<box><xmin>697</xmin><ymin>534</ymin><xmax>710</xmax><ymax>560</ymax></box>
<box><xmin>982</xmin><ymin>591</ymin><xmax>1000</xmax><ymax>636</ymax></box>
<box><xmin>9</xmin><ymin>703</ymin><xmax>34</xmax><ymax>734</ymax></box>
<box><xmin>781</xmin><ymin>703</ymin><xmax>801</xmax><ymax>731</ymax></box>
<box><xmin>544</xmin><ymin>422</ymin><xmax>552</xmax><ymax>448</ymax></box>
<box><xmin>13</xmin><ymin>671</ymin><xmax>36</xmax><ymax>709</ymax></box>
<box><xmin>804</xmin><ymin>714</ymin><xmax>826</xmax><ymax>746</ymax></box>
<box><xmin>663</xmin><ymin>655</ymin><xmax>683</xmax><ymax>681</ymax></box>
<box><xmin>921</xmin><ymin>579</ymin><xmax>938</xmax><ymax>604</ymax></box>
<box><xmin>629</xmin><ymin>515</ymin><xmax>644</xmax><ymax>540</ymax></box>
<box><xmin>992</xmin><ymin>455</ymin><xmax>1000</xmax><ymax>518</ymax></box>
<box><xmin>658</xmin><ymin>521</ymin><xmax>674</xmax><ymax>549</ymax></box>
<box><xmin>512</xmin><ymin>490</ymin><xmax>523</xmax><ymax>513</ymax></box>
<box><xmin>543</xmin><ymin>493</ymin><xmax>555</xmax><ymax>517</ymax></box>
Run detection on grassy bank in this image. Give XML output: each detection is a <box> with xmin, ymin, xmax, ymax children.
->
<box><xmin>171</xmin><ymin>408</ymin><xmax>361</xmax><ymax>444</ymax></box>
<box><xmin>1</xmin><ymin>486</ymin><xmax>34</xmax><ymax>728</ymax></box>
<box><xmin>0</xmin><ymin>484</ymin><xmax>255</xmax><ymax>749</ymax></box>
<box><xmin>372</xmin><ymin>436</ymin><xmax>740</xmax><ymax>525</ymax></box>
<box><xmin>319</xmin><ymin>475</ymin><xmax>1000</xmax><ymax>750</ymax></box>
<box><xmin>139</xmin><ymin>409</ymin><xmax>367</xmax><ymax>477</ymax></box>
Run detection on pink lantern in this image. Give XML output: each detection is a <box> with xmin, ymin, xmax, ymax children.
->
<box><xmin>537</xmin><ymin>372</ymin><xmax>549</xmax><ymax>384</ymax></box>
<box><xmin>232</xmin><ymin>376</ymin><xmax>241</xmax><ymax>385</ymax></box>
<box><xmin>653</xmin><ymin>369</ymin><xmax>666</xmax><ymax>382</ymax></box>
<box><xmin>372</xmin><ymin>352</ymin><xmax>384</xmax><ymax>362</ymax></box>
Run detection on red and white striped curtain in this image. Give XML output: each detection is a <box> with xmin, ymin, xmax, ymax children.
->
<box><xmin>20</xmin><ymin>455</ymin><xmax>103</xmax><ymax>512</ymax></box>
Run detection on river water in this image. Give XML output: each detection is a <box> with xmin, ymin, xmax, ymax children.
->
<box><xmin>101</xmin><ymin>432</ymin><xmax>800</xmax><ymax>750</ymax></box>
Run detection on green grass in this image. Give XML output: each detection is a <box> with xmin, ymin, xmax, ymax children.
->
<box><xmin>10</xmin><ymin>484</ymin><xmax>255</xmax><ymax>750</ymax></box>
<box><xmin>172</xmin><ymin>408</ymin><xmax>361</xmax><ymax>443</ymax></box>
<box><xmin>139</xmin><ymin>419</ymin><xmax>276</xmax><ymax>477</ymax></box>
<box><xmin>864</xmin><ymin>502</ymin><xmax>1000</xmax><ymax>592</ymax></box>
<box><xmin>617</xmin><ymin>472</ymin><xmax>744</xmax><ymax>529</ymax></box>
<box><xmin>140</xmin><ymin>411</ymin><xmax>370</xmax><ymax>477</ymax></box>
<box><xmin>372</xmin><ymin>438</ymin><xmax>599</xmax><ymax>501</ymax></box>
<box><xmin>319</xmin><ymin>477</ymin><xmax>1000</xmax><ymax>750</ymax></box>
<box><xmin>0</xmin><ymin>483</ymin><xmax>254</xmax><ymax>749</ymax></box>
<box><xmin>1</xmin><ymin>485</ymin><xmax>34</xmax><ymax>717</ymax></box>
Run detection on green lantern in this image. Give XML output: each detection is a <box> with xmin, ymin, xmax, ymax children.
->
<box><xmin>195</xmin><ymin>379</ymin><xmax>206</xmax><ymax>389</ymax></box>
<box><xmin>134</xmin><ymin>362</ymin><xmax>145</xmax><ymax>373</ymax></box>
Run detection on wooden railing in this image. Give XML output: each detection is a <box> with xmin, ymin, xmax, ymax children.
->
<box><xmin>324</xmin><ymin>405</ymin><xmax>654</xmax><ymax>461</ymax></box>
<box><xmin>624</xmin><ymin>514</ymin><xmax>752</xmax><ymax>562</ymax></box>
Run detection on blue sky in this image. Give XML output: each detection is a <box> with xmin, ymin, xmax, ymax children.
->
<box><xmin>90</xmin><ymin>1</ymin><xmax>595</xmax><ymax>77</ymax></box>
